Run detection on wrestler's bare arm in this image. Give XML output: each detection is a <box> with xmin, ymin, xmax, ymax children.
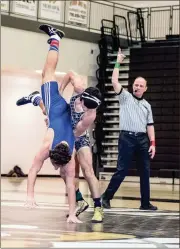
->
<box><xmin>25</xmin><ymin>142</ymin><xmax>50</xmax><ymax>207</ymax></box>
<box><xmin>59</xmin><ymin>71</ymin><xmax>74</xmax><ymax>94</ymax></box>
<box><xmin>62</xmin><ymin>71</ymin><xmax>86</xmax><ymax>93</ymax></box>
<box><xmin>74</xmin><ymin>109</ymin><xmax>96</xmax><ymax>137</ymax></box>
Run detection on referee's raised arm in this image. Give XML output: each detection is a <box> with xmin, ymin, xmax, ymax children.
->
<box><xmin>111</xmin><ymin>48</ymin><xmax>126</xmax><ymax>94</ymax></box>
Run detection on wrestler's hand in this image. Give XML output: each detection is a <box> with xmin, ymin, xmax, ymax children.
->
<box><xmin>67</xmin><ymin>215</ymin><xmax>83</xmax><ymax>223</ymax></box>
<box><xmin>44</xmin><ymin>117</ymin><xmax>49</xmax><ymax>127</ymax></box>
<box><xmin>42</xmin><ymin>108</ymin><xmax>47</xmax><ymax>116</ymax></box>
<box><xmin>117</xmin><ymin>48</ymin><xmax>126</xmax><ymax>63</ymax></box>
<box><xmin>24</xmin><ymin>198</ymin><xmax>38</xmax><ymax>209</ymax></box>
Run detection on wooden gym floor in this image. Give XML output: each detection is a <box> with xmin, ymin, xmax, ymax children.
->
<box><xmin>1</xmin><ymin>177</ymin><xmax>179</xmax><ymax>248</ymax></box>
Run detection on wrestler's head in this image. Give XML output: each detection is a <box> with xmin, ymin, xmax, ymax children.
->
<box><xmin>80</xmin><ymin>87</ymin><xmax>102</xmax><ymax>111</ymax></box>
<box><xmin>49</xmin><ymin>141</ymin><xmax>71</xmax><ymax>167</ymax></box>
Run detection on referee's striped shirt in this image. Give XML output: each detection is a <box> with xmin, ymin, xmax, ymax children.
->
<box><xmin>118</xmin><ymin>88</ymin><xmax>154</xmax><ymax>133</ymax></box>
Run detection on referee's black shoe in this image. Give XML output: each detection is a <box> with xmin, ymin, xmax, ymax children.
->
<box><xmin>140</xmin><ymin>203</ymin><xmax>158</xmax><ymax>211</ymax></box>
<box><xmin>101</xmin><ymin>194</ymin><xmax>111</xmax><ymax>209</ymax></box>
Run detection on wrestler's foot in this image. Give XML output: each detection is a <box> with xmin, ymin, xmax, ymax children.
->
<box><xmin>16</xmin><ymin>91</ymin><xmax>40</xmax><ymax>106</ymax></box>
<box><xmin>76</xmin><ymin>200</ymin><xmax>89</xmax><ymax>217</ymax></box>
<box><xmin>91</xmin><ymin>207</ymin><xmax>104</xmax><ymax>223</ymax></box>
<box><xmin>66</xmin><ymin>200</ymin><xmax>89</xmax><ymax>218</ymax></box>
<box><xmin>39</xmin><ymin>24</ymin><xmax>65</xmax><ymax>43</ymax></box>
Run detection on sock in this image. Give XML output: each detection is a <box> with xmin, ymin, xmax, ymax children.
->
<box><xmin>76</xmin><ymin>189</ymin><xmax>84</xmax><ymax>202</ymax></box>
<box><xmin>93</xmin><ymin>198</ymin><xmax>102</xmax><ymax>208</ymax></box>
<box><xmin>31</xmin><ymin>94</ymin><xmax>42</xmax><ymax>106</ymax></box>
<box><xmin>49</xmin><ymin>37</ymin><xmax>59</xmax><ymax>52</ymax></box>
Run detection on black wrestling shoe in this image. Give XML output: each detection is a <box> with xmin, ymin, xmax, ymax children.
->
<box><xmin>39</xmin><ymin>24</ymin><xmax>65</xmax><ymax>42</ymax></box>
<box><xmin>16</xmin><ymin>91</ymin><xmax>40</xmax><ymax>106</ymax></box>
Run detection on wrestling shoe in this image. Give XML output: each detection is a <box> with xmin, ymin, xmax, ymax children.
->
<box><xmin>66</xmin><ymin>199</ymin><xmax>89</xmax><ymax>218</ymax></box>
<box><xmin>75</xmin><ymin>199</ymin><xmax>89</xmax><ymax>217</ymax></box>
<box><xmin>16</xmin><ymin>91</ymin><xmax>40</xmax><ymax>106</ymax></box>
<box><xmin>91</xmin><ymin>207</ymin><xmax>104</xmax><ymax>223</ymax></box>
<box><xmin>39</xmin><ymin>24</ymin><xmax>65</xmax><ymax>43</ymax></box>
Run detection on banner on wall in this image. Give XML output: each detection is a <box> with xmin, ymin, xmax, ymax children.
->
<box><xmin>68</xmin><ymin>1</ymin><xmax>88</xmax><ymax>27</ymax></box>
<box><xmin>12</xmin><ymin>0</ymin><xmax>38</xmax><ymax>17</ymax></box>
<box><xmin>39</xmin><ymin>1</ymin><xmax>62</xmax><ymax>22</ymax></box>
<box><xmin>1</xmin><ymin>0</ymin><xmax>9</xmax><ymax>12</ymax></box>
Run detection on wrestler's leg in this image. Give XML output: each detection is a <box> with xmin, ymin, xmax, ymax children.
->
<box><xmin>74</xmin><ymin>153</ymin><xmax>89</xmax><ymax>216</ymax></box>
<box><xmin>77</xmin><ymin>143</ymin><xmax>103</xmax><ymax>223</ymax></box>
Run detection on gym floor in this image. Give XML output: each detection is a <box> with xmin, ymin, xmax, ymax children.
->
<box><xmin>1</xmin><ymin>177</ymin><xmax>179</xmax><ymax>248</ymax></box>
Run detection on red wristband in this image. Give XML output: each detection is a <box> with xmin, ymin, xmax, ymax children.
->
<box><xmin>150</xmin><ymin>141</ymin><xmax>156</xmax><ymax>146</ymax></box>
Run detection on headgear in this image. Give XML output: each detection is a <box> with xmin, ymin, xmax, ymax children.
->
<box><xmin>80</xmin><ymin>90</ymin><xmax>101</xmax><ymax>109</ymax></box>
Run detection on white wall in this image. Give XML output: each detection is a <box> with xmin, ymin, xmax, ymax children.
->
<box><xmin>1</xmin><ymin>72</ymin><xmax>51</xmax><ymax>175</ymax></box>
<box><xmin>1</xmin><ymin>26</ymin><xmax>99</xmax><ymax>77</ymax></box>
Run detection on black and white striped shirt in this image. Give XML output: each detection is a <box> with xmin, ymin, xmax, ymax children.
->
<box><xmin>118</xmin><ymin>88</ymin><xmax>154</xmax><ymax>133</ymax></box>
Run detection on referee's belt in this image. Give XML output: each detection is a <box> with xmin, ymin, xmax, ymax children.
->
<box><xmin>121</xmin><ymin>130</ymin><xmax>146</xmax><ymax>136</ymax></box>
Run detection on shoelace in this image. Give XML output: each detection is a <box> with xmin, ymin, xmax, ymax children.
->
<box><xmin>48</xmin><ymin>27</ymin><xmax>56</xmax><ymax>35</ymax></box>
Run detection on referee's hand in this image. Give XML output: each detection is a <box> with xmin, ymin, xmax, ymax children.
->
<box><xmin>148</xmin><ymin>145</ymin><xmax>156</xmax><ymax>159</ymax></box>
<box><xmin>117</xmin><ymin>48</ymin><xmax>126</xmax><ymax>63</ymax></box>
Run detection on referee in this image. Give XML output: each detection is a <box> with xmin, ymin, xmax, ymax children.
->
<box><xmin>102</xmin><ymin>48</ymin><xmax>157</xmax><ymax>210</ymax></box>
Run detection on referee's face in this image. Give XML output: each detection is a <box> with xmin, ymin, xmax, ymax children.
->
<box><xmin>133</xmin><ymin>77</ymin><xmax>147</xmax><ymax>97</ymax></box>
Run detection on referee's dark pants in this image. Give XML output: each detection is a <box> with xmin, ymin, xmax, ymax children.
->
<box><xmin>104</xmin><ymin>131</ymin><xmax>150</xmax><ymax>207</ymax></box>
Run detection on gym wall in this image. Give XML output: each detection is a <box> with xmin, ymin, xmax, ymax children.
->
<box><xmin>1</xmin><ymin>26</ymin><xmax>99</xmax><ymax>77</ymax></box>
